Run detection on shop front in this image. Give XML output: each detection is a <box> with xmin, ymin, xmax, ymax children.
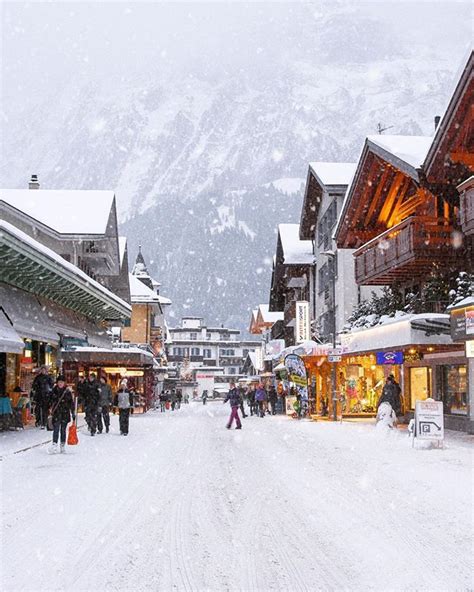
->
<box><xmin>447</xmin><ymin>297</ymin><xmax>474</xmax><ymax>433</ymax></box>
<box><xmin>61</xmin><ymin>347</ymin><xmax>155</xmax><ymax>411</ymax></box>
<box><xmin>340</xmin><ymin>314</ymin><xmax>468</xmax><ymax>429</ymax></box>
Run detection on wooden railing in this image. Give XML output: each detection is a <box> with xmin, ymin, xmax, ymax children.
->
<box><xmin>354</xmin><ymin>216</ymin><xmax>455</xmax><ymax>285</ymax></box>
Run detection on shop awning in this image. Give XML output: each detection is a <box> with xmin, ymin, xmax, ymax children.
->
<box><xmin>0</xmin><ymin>309</ymin><xmax>24</xmax><ymax>354</ymax></box>
<box><xmin>0</xmin><ymin>284</ymin><xmax>59</xmax><ymax>345</ymax></box>
<box><xmin>61</xmin><ymin>346</ymin><xmax>155</xmax><ymax>367</ymax></box>
<box><xmin>340</xmin><ymin>314</ymin><xmax>454</xmax><ymax>355</ymax></box>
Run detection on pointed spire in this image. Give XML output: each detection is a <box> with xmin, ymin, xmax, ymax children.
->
<box><xmin>132</xmin><ymin>246</ymin><xmax>153</xmax><ymax>289</ymax></box>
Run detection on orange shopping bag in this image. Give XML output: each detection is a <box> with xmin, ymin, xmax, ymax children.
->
<box><xmin>67</xmin><ymin>423</ymin><xmax>79</xmax><ymax>445</ymax></box>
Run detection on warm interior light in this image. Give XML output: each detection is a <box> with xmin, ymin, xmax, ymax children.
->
<box><xmin>409</xmin><ymin>348</ymin><xmax>416</xmax><ymax>354</ymax></box>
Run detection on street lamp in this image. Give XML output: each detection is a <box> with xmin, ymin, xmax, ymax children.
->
<box><xmin>321</xmin><ymin>250</ymin><xmax>338</xmax><ymax>421</ymax></box>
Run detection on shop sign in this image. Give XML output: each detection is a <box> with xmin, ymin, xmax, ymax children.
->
<box><xmin>465</xmin><ymin>340</ymin><xmax>474</xmax><ymax>358</ymax></box>
<box><xmin>328</xmin><ymin>354</ymin><xmax>341</xmax><ymax>363</ymax></box>
<box><xmin>265</xmin><ymin>340</ymin><xmax>285</xmax><ymax>357</ymax></box>
<box><xmin>328</xmin><ymin>347</ymin><xmax>343</xmax><ymax>356</ymax></box>
<box><xmin>254</xmin><ymin>347</ymin><xmax>264</xmax><ymax>371</ymax></box>
<box><xmin>284</xmin><ymin>354</ymin><xmax>308</xmax><ymax>396</ymax></box>
<box><xmin>295</xmin><ymin>301</ymin><xmax>310</xmax><ymax>343</ymax></box>
<box><xmin>376</xmin><ymin>351</ymin><xmax>404</xmax><ymax>365</ymax></box>
<box><xmin>415</xmin><ymin>400</ymin><xmax>444</xmax><ymax>441</ymax></box>
<box><xmin>466</xmin><ymin>310</ymin><xmax>474</xmax><ymax>336</ymax></box>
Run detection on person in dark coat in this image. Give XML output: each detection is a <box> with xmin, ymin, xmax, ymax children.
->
<box><xmin>76</xmin><ymin>376</ymin><xmax>88</xmax><ymax>414</ymax></box>
<box><xmin>97</xmin><ymin>376</ymin><xmax>113</xmax><ymax>434</ymax></box>
<box><xmin>247</xmin><ymin>386</ymin><xmax>257</xmax><ymax>416</ymax></box>
<box><xmin>238</xmin><ymin>386</ymin><xmax>248</xmax><ymax>418</ymax></box>
<box><xmin>268</xmin><ymin>386</ymin><xmax>278</xmax><ymax>415</ymax></box>
<box><xmin>159</xmin><ymin>391</ymin><xmax>167</xmax><ymax>412</ymax></box>
<box><xmin>48</xmin><ymin>375</ymin><xmax>75</xmax><ymax>454</ymax></box>
<box><xmin>223</xmin><ymin>382</ymin><xmax>242</xmax><ymax>429</ymax></box>
<box><xmin>114</xmin><ymin>379</ymin><xmax>134</xmax><ymax>435</ymax></box>
<box><xmin>377</xmin><ymin>375</ymin><xmax>402</xmax><ymax>416</ymax></box>
<box><xmin>83</xmin><ymin>373</ymin><xmax>100</xmax><ymax>436</ymax></box>
<box><xmin>31</xmin><ymin>366</ymin><xmax>53</xmax><ymax>429</ymax></box>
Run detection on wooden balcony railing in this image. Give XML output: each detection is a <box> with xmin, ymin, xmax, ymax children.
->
<box><xmin>354</xmin><ymin>216</ymin><xmax>457</xmax><ymax>285</ymax></box>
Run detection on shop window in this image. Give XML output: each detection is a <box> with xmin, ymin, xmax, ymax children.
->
<box><xmin>440</xmin><ymin>365</ymin><xmax>467</xmax><ymax>415</ymax></box>
<box><xmin>409</xmin><ymin>367</ymin><xmax>431</xmax><ymax>409</ymax></box>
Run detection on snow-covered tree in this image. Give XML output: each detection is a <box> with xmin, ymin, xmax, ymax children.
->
<box><xmin>449</xmin><ymin>271</ymin><xmax>474</xmax><ymax>306</ymax></box>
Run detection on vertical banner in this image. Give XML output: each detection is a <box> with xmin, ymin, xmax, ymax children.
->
<box><xmin>284</xmin><ymin>354</ymin><xmax>308</xmax><ymax>415</ymax></box>
<box><xmin>295</xmin><ymin>301</ymin><xmax>310</xmax><ymax>343</ymax></box>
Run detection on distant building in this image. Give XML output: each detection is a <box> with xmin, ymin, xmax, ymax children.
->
<box><xmin>168</xmin><ymin>317</ymin><xmax>259</xmax><ymax>376</ymax></box>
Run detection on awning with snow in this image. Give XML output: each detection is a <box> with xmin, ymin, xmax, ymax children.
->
<box><xmin>340</xmin><ymin>314</ymin><xmax>454</xmax><ymax>355</ymax></box>
<box><xmin>0</xmin><ymin>220</ymin><xmax>131</xmax><ymax>322</ymax></box>
<box><xmin>0</xmin><ymin>284</ymin><xmax>60</xmax><ymax>345</ymax></box>
<box><xmin>0</xmin><ymin>309</ymin><xmax>24</xmax><ymax>354</ymax></box>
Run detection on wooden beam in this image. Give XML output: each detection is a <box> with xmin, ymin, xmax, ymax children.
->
<box><xmin>364</xmin><ymin>162</ymin><xmax>393</xmax><ymax>227</ymax></box>
<box><xmin>449</xmin><ymin>151</ymin><xmax>474</xmax><ymax>166</ymax></box>
<box><xmin>378</xmin><ymin>171</ymin><xmax>405</xmax><ymax>226</ymax></box>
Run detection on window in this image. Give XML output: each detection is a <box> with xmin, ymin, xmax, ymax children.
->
<box><xmin>173</xmin><ymin>347</ymin><xmax>181</xmax><ymax>356</ymax></box>
<box><xmin>191</xmin><ymin>347</ymin><xmax>200</xmax><ymax>356</ymax></box>
<box><xmin>203</xmin><ymin>349</ymin><xmax>212</xmax><ymax>358</ymax></box>
<box><xmin>317</xmin><ymin>200</ymin><xmax>338</xmax><ymax>249</ymax></box>
<box><xmin>440</xmin><ymin>365</ymin><xmax>467</xmax><ymax>415</ymax></box>
<box><xmin>409</xmin><ymin>367</ymin><xmax>431</xmax><ymax>409</ymax></box>
<box><xmin>190</xmin><ymin>333</ymin><xmax>197</xmax><ymax>341</ymax></box>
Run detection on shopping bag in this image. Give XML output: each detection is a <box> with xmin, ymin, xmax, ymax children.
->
<box><xmin>67</xmin><ymin>423</ymin><xmax>79</xmax><ymax>445</ymax></box>
<box><xmin>165</xmin><ymin>401</ymin><xmax>170</xmax><ymax>410</ymax></box>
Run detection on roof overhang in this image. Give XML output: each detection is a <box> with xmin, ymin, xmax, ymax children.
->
<box><xmin>61</xmin><ymin>347</ymin><xmax>154</xmax><ymax>366</ymax></box>
<box><xmin>0</xmin><ymin>221</ymin><xmax>131</xmax><ymax>323</ymax></box>
<box><xmin>424</xmin><ymin>51</ymin><xmax>474</xmax><ymax>184</ymax></box>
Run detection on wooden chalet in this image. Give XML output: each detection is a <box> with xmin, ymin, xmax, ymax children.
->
<box><xmin>334</xmin><ymin>133</ymin><xmax>461</xmax><ymax>291</ymax></box>
<box><xmin>269</xmin><ymin>224</ymin><xmax>313</xmax><ymax>346</ymax></box>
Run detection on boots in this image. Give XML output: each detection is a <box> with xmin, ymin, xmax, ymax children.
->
<box><xmin>48</xmin><ymin>443</ymin><xmax>58</xmax><ymax>454</ymax></box>
<box><xmin>60</xmin><ymin>443</ymin><xmax>66</xmax><ymax>454</ymax></box>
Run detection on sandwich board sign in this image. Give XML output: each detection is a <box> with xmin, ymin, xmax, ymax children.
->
<box><xmin>415</xmin><ymin>400</ymin><xmax>444</xmax><ymax>442</ymax></box>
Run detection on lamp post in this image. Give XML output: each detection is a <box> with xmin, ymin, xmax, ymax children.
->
<box><xmin>321</xmin><ymin>250</ymin><xmax>338</xmax><ymax>421</ymax></box>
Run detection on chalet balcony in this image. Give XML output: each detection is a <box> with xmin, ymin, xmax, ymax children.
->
<box><xmin>354</xmin><ymin>216</ymin><xmax>457</xmax><ymax>285</ymax></box>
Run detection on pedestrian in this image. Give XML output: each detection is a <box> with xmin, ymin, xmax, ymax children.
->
<box><xmin>377</xmin><ymin>375</ymin><xmax>402</xmax><ymax>417</ymax></box>
<box><xmin>159</xmin><ymin>391</ymin><xmax>167</xmax><ymax>412</ymax></box>
<box><xmin>238</xmin><ymin>386</ymin><xmax>248</xmax><ymax>418</ymax></box>
<box><xmin>176</xmin><ymin>389</ymin><xmax>182</xmax><ymax>410</ymax></box>
<box><xmin>255</xmin><ymin>384</ymin><xmax>267</xmax><ymax>418</ymax></box>
<box><xmin>202</xmin><ymin>390</ymin><xmax>208</xmax><ymax>405</ymax></box>
<box><xmin>184</xmin><ymin>392</ymin><xmax>189</xmax><ymax>404</ymax></box>
<box><xmin>48</xmin><ymin>375</ymin><xmax>75</xmax><ymax>454</ymax></box>
<box><xmin>31</xmin><ymin>365</ymin><xmax>53</xmax><ymax>430</ymax></box>
<box><xmin>170</xmin><ymin>390</ymin><xmax>177</xmax><ymax>411</ymax></box>
<box><xmin>114</xmin><ymin>379</ymin><xmax>133</xmax><ymax>436</ymax></box>
<box><xmin>247</xmin><ymin>386</ymin><xmax>256</xmax><ymax>416</ymax></box>
<box><xmin>223</xmin><ymin>381</ymin><xmax>242</xmax><ymax>430</ymax></box>
<box><xmin>76</xmin><ymin>375</ymin><xmax>88</xmax><ymax>415</ymax></box>
<box><xmin>97</xmin><ymin>376</ymin><xmax>113</xmax><ymax>434</ymax></box>
<box><xmin>268</xmin><ymin>385</ymin><xmax>278</xmax><ymax>415</ymax></box>
<box><xmin>83</xmin><ymin>373</ymin><xmax>100</xmax><ymax>436</ymax></box>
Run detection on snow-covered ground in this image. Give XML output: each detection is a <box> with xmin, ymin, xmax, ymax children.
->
<box><xmin>1</xmin><ymin>403</ymin><xmax>472</xmax><ymax>592</ymax></box>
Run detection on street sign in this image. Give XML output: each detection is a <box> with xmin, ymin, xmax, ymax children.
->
<box><xmin>415</xmin><ymin>400</ymin><xmax>444</xmax><ymax>441</ymax></box>
<box><xmin>328</xmin><ymin>354</ymin><xmax>342</xmax><ymax>363</ymax></box>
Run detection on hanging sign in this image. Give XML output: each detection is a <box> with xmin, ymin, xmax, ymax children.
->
<box><xmin>415</xmin><ymin>400</ymin><xmax>444</xmax><ymax>441</ymax></box>
<box><xmin>295</xmin><ymin>301</ymin><xmax>310</xmax><ymax>343</ymax></box>
<box><xmin>465</xmin><ymin>340</ymin><xmax>474</xmax><ymax>358</ymax></box>
<box><xmin>376</xmin><ymin>351</ymin><xmax>404</xmax><ymax>365</ymax></box>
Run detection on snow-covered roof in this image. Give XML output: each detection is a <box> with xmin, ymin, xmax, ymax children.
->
<box><xmin>0</xmin><ymin>220</ymin><xmax>131</xmax><ymax>319</ymax></box>
<box><xmin>128</xmin><ymin>273</ymin><xmax>160</xmax><ymax>304</ymax></box>
<box><xmin>118</xmin><ymin>236</ymin><xmax>127</xmax><ymax>266</ymax></box>
<box><xmin>0</xmin><ymin>189</ymin><xmax>115</xmax><ymax>234</ymax></box>
<box><xmin>448</xmin><ymin>296</ymin><xmax>474</xmax><ymax>310</ymax></box>
<box><xmin>341</xmin><ymin>313</ymin><xmax>453</xmax><ymax>353</ymax></box>
<box><xmin>158</xmin><ymin>294</ymin><xmax>172</xmax><ymax>306</ymax></box>
<box><xmin>258</xmin><ymin>304</ymin><xmax>283</xmax><ymax>324</ymax></box>
<box><xmin>367</xmin><ymin>135</ymin><xmax>432</xmax><ymax>170</ymax></box>
<box><xmin>278</xmin><ymin>224</ymin><xmax>313</xmax><ymax>265</ymax></box>
<box><xmin>308</xmin><ymin>162</ymin><xmax>356</xmax><ymax>187</ymax></box>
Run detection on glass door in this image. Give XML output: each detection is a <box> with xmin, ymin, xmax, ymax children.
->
<box><xmin>409</xmin><ymin>366</ymin><xmax>431</xmax><ymax>409</ymax></box>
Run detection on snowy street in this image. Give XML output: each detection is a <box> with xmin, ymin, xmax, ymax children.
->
<box><xmin>2</xmin><ymin>403</ymin><xmax>472</xmax><ymax>592</ymax></box>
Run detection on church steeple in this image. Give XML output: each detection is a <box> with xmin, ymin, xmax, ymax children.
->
<box><xmin>131</xmin><ymin>246</ymin><xmax>154</xmax><ymax>290</ymax></box>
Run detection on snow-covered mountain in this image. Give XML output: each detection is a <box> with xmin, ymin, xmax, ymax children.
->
<box><xmin>1</xmin><ymin>2</ymin><xmax>470</xmax><ymax>329</ymax></box>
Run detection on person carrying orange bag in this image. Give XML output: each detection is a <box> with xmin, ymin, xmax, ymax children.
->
<box><xmin>67</xmin><ymin>393</ymin><xmax>79</xmax><ymax>445</ymax></box>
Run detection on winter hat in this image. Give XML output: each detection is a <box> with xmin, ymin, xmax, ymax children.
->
<box><xmin>120</xmin><ymin>379</ymin><xmax>128</xmax><ymax>388</ymax></box>
<box><xmin>57</xmin><ymin>374</ymin><xmax>66</xmax><ymax>382</ymax></box>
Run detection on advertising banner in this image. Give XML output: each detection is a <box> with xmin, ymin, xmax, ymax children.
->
<box><xmin>295</xmin><ymin>301</ymin><xmax>310</xmax><ymax>343</ymax></box>
<box><xmin>466</xmin><ymin>309</ymin><xmax>474</xmax><ymax>335</ymax></box>
<box><xmin>284</xmin><ymin>354</ymin><xmax>308</xmax><ymax>407</ymax></box>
